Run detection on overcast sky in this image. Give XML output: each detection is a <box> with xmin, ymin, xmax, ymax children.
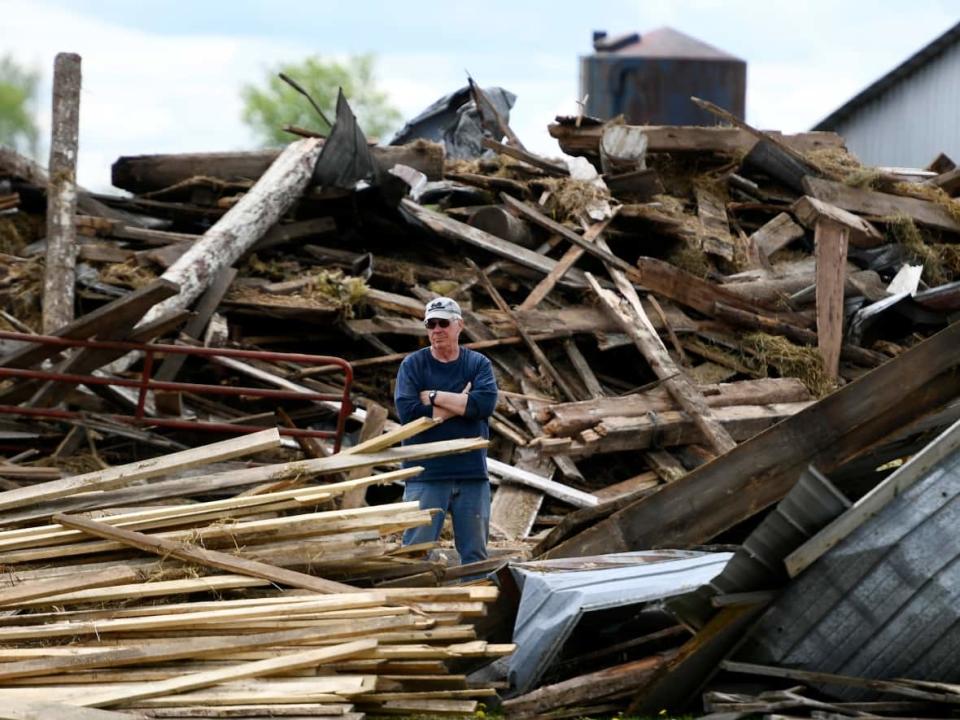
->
<box><xmin>2</xmin><ymin>0</ymin><xmax>958</xmax><ymax>191</ymax></box>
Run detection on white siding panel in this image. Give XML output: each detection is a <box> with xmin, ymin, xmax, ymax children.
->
<box><xmin>833</xmin><ymin>42</ymin><xmax>960</xmax><ymax>168</ymax></box>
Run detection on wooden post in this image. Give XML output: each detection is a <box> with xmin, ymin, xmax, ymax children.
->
<box><xmin>814</xmin><ymin>218</ymin><xmax>850</xmax><ymax>379</ymax></box>
<box><xmin>42</xmin><ymin>52</ymin><xmax>82</xmax><ymax>334</ymax></box>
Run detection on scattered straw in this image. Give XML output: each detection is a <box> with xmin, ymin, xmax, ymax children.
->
<box><xmin>666</xmin><ymin>242</ymin><xmax>712</xmax><ymax>278</ymax></box>
<box><xmin>884</xmin><ymin>215</ymin><xmax>957</xmax><ymax>285</ymax></box>
<box><xmin>301</xmin><ymin>269</ymin><xmax>367</xmax><ymax>310</ymax></box>
<box><xmin>891</xmin><ymin>181</ymin><xmax>960</xmax><ymax>225</ymax></box>
<box><xmin>0</xmin><ymin>256</ymin><xmax>43</xmax><ymax>330</ymax></box>
<box><xmin>427</xmin><ymin>280</ymin><xmax>460</xmax><ymax>296</ymax></box>
<box><xmin>741</xmin><ymin>332</ymin><xmax>835</xmax><ymax>397</ymax></box>
<box><xmin>244</xmin><ymin>253</ymin><xmax>302</xmax><ymax>281</ymax></box>
<box><xmin>0</xmin><ymin>214</ymin><xmax>43</xmax><ymax>255</ymax></box>
<box><xmin>98</xmin><ymin>259</ymin><xmax>158</xmax><ymax>289</ymax></box>
<box><xmin>537</xmin><ymin>176</ymin><xmax>612</xmax><ymax>225</ymax></box>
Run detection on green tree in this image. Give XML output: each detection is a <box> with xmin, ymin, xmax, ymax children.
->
<box><xmin>241</xmin><ymin>54</ymin><xmax>402</xmax><ymax>146</ymax></box>
<box><xmin>0</xmin><ymin>55</ymin><xmax>40</xmax><ymax>158</ymax></box>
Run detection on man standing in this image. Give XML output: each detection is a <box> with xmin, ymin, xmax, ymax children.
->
<box><xmin>394</xmin><ymin>297</ymin><xmax>498</xmax><ymax>565</ymax></box>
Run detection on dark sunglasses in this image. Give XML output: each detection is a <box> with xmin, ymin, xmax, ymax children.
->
<box><xmin>424</xmin><ymin>318</ymin><xmax>451</xmax><ymax>329</ymax></box>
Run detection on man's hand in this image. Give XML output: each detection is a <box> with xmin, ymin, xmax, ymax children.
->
<box><xmin>421</xmin><ymin>382</ymin><xmax>472</xmax><ymax>421</ymax></box>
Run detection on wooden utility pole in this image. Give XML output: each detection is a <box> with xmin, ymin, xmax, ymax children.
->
<box><xmin>43</xmin><ymin>52</ymin><xmax>82</xmax><ymax>334</ymax></box>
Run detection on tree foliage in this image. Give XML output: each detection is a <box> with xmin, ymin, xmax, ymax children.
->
<box><xmin>241</xmin><ymin>54</ymin><xmax>402</xmax><ymax>147</ymax></box>
<box><xmin>0</xmin><ymin>55</ymin><xmax>40</xmax><ymax>157</ymax></box>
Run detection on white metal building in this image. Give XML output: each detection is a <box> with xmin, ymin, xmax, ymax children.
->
<box><xmin>813</xmin><ymin>21</ymin><xmax>960</xmax><ymax>169</ymax></box>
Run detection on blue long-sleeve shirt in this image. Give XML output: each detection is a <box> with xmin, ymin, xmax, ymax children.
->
<box><xmin>394</xmin><ymin>347</ymin><xmax>498</xmax><ymax>481</ymax></box>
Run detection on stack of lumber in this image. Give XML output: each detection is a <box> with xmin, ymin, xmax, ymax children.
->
<box><xmin>0</xmin><ymin>427</ymin><xmax>512</xmax><ymax>718</ymax></box>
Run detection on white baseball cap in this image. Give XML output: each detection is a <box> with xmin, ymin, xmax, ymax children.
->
<box><xmin>424</xmin><ymin>297</ymin><xmax>462</xmax><ymax>321</ymax></box>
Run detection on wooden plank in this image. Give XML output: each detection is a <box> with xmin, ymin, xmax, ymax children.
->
<box><xmin>517</xmin><ymin>214</ymin><xmax>615</xmax><ymax>311</ymax></box>
<box><xmin>751</xmin><ymin>212</ymin><xmax>805</xmax><ymax>258</ymax></box>
<box><xmin>111</xmin><ymin>145</ymin><xmax>444</xmax><ymax>193</ymax></box>
<box><xmin>543</xmin><ymin>319</ymin><xmax>960</xmax><ymax>558</ymax></box>
<box><xmin>341</xmin><ymin>401</ymin><xmax>390</xmax><ymax>508</ymax></box>
<box><xmin>544</xmin><ymin>378</ymin><xmax>811</xmax><ymax>437</ymax></box>
<box><xmin>549</xmin><ymin>402</ymin><xmax>812</xmax><ymax>456</ymax></box>
<box><xmin>0</xmin><ymin>621</ymin><xmax>408</xmax><ymax>682</ymax></box>
<box><xmin>0</xmin><ymin>699</ymin><xmax>142</xmax><ymax>719</ymax></box>
<box><xmin>696</xmin><ymin>186</ymin><xmax>735</xmax><ymax>261</ymax></box>
<box><xmin>53</xmin><ymin>514</ymin><xmax>358</xmax><ymax>594</ymax></box>
<box><xmin>628</xmin><ymin>606</ymin><xmax>768</xmax><ymax>716</ymax></box>
<box><xmin>803</xmin><ymin>176</ymin><xmax>960</xmax><ymax>233</ymax></box>
<box><xmin>152</xmin><ymin>267</ymin><xmax>238</xmax><ymax>383</ymax></box>
<box><xmin>503</xmin><ymin>653</ymin><xmax>670</xmax><ymax>718</ymax></box>
<box><xmin>720</xmin><ymin>660</ymin><xmax>960</xmax><ymax>704</ymax></box>
<box><xmin>487</xmin><ymin>458</ymin><xmax>598</xmax><ymax>508</ymax></box>
<box><xmin>563</xmin><ymin>339</ymin><xmax>605</xmax><ymax>399</ymax></box>
<box><xmin>501</xmin><ymin>193</ymin><xmax>775</xmax><ymax>318</ymax></box>
<box><xmin>791</xmin><ymin>195</ymin><xmax>884</xmax><ymax>247</ymax></box>
<box><xmin>547</xmin><ymin>123</ymin><xmax>845</xmax><ymax>156</ymax></box>
<box><xmin>691</xmin><ymin>97</ymin><xmax>828</xmax><ymax>179</ymax></box>
<box><xmin>586</xmin><ymin>273</ymin><xmax>737</xmax><ymax>455</ymax></box>
<box><xmin>815</xmin><ymin>219</ymin><xmax>850</xmax><ymax>379</ymax></box>
<box><xmin>481</xmin><ymin>137</ymin><xmax>568</xmax><ymax>176</ymax></box>
<box><xmin>0</xmin><ymin>429</ymin><xmax>280</xmax><ymax>512</ymax></box>
<box><xmin>400</xmin><ymin>199</ymin><xmax>587</xmax><ymax>286</ymax></box>
<box><xmin>0</xmin><ymin>567</ymin><xmax>140</xmax><ymax>607</ymax></box>
<box><xmin>79</xmin><ymin>640</ymin><xmax>377</xmax><ymax>708</ymax></box>
<box><xmin>0</xmin><ymin>438</ymin><xmax>486</xmax><ymax>526</ymax></box>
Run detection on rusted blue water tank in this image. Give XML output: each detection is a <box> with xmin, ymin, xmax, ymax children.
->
<box><xmin>581</xmin><ymin>28</ymin><xmax>746</xmax><ymax>125</ymax></box>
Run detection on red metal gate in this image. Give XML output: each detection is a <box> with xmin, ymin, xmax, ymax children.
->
<box><xmin>0</xmin><ymin>331</ymin><xmax>354</xmax><ymax>452</ymax></box>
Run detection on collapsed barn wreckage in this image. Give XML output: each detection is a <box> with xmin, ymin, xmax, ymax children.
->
<box><xmin>1</xmin><ymin>72</ymin><xmax>960</xmax><ymax>719</ymax></box>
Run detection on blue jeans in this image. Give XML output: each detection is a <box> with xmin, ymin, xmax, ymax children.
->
<box><xmin>402</xmin><ymin>478</ymin><xmax>490</xmax><ymax>565</ymax></box>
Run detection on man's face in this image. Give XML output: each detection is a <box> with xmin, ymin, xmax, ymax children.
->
<box><xmin>426</xmin><ymin>316</ymin><xmax>463</xmax><ymax>351</ymax></box>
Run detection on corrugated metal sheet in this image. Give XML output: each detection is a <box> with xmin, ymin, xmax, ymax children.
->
<box><xmin>815</xmin><ymin>23</ymin><xmax>960</xmax><ymax>167</ymax></box>
<box><xmin>581</xmin><ymin>27</ymin><xmax>746</xmax><ymax>125</ymax></box>
<box><xmin>739</xmin><ymin>424</ymin><xmax>960</xmax><ymax>700</ymax></box>
<box><xmin>667</xmin><ymin>466</ymin><xmax>850</xmax><ymax>630</ymax></box>
<box><xmin>507</xmin><ymin>550</ymin><xmax>732</xmax><ymax>693</ymax></box>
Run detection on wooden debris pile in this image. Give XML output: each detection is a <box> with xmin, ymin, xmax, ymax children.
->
<box><xmin>5</xmin><ymin>101</ymin><xmax>960</xmax><ymax>544</ymax></box>
<box><xmin>0</xmin><ymin>426</ymin><xmax>513</xmax><ymax>717</ymax></box>
<box><xmin>4</xmin><ymin>81</ymin><xmax>960</xmax><ymax>717</ymax></box>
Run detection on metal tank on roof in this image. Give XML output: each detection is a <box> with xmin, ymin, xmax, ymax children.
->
<box><xmin>581</xmin><ymin>27</ymin><xmax>746</xmax><ymax>125</ymax></box>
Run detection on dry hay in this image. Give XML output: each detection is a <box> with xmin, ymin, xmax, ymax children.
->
<box><xmin>741</xmin><ymin>332</ymin><xmax>835</xmax><ymax>398</ymax></box>
<box><xmin>885</xmin><ymin>215</ymin><xmax>960</xmax><ymax>285</ymax></box>
<box><xmin>537</xmin><ymin>176</ymin><xmax>612</xmax><ymax>225</ymax></box>
<box><xmin>226</xmin><ymin>269</ymin><xmax>367</xmax><ymax>314</ymax></box>
<box><xmin>300</xmin><ymin>268</ymin><xmax>367</xmax><ymax>309</ymax></box>
<box><xmin>891</xmin><ymin>181</ymin><xmax>960</xmax><ymax>225</ymax></box>
<box><xmin>0</xmin><ymin>255</ymin><xmax>43</xmax><ymax>330</ymax></box>
<box><xmin>804</xmin><ymin>146</ymin><xmax>882</xmax><ymax>188</ymax></box>
<box><xmin>243</xmin><ymin>253</ymin><xmax>302</xmax><ymax>281</ymax></box>
<box><xmin>0</xmin><ymin>214</ymin><xmax>44</xmax><ymax>255</ymax></box>
<box><xmin>647</xmin><ymin>152</ymin><xmax>737</xmax><ymax>198</ymax></box>
<box><xmin>427</xmin><ymin>280</ymin><xmax>461</xmax><ymax>296</ymax></box>
<box><xmin>666</xmin><ymin>241</ymin><xmax>712</xmax><ymax>278</ymax></box>
<box><xmin>98</xmin><ymin>259</ymin><xmax>158</xmax><ymax>289</ymax></box>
